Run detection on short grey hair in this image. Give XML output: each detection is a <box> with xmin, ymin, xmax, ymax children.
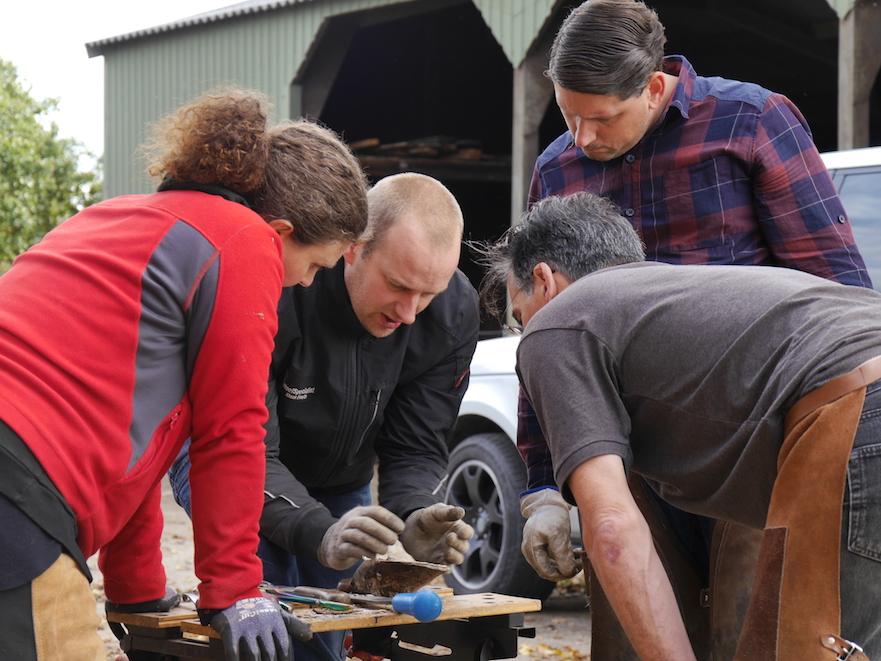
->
<box><xmin>477</xmin><ymin>192</ymin><xmax>646</xmax><ymax>321</ymax></box>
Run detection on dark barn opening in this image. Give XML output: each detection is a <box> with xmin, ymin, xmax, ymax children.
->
<box><xmin>316</xmin><ymin>2</ymin><xmax>515</xmax><ymax>335</ymax></box>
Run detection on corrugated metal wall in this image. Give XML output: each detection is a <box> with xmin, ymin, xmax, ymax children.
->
<box><xmin>473</xmin><ymin>0</ymin><xmax>557</xmax><ymax>68</ymax></box>
<box><xmin>99</xmin><ymin>0</ymin><xmax>852</xmax><ymax>196</ymax></box>
<box><xmin>102</xmin><ymin>0</ymin><xmax>417</xmax><ymax>196</ymax></box>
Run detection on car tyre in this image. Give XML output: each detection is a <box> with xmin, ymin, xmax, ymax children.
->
<box><xmin>444</xmin><ymin>432</ymin><xmax>555</xmax><ymax>601</ymax></box>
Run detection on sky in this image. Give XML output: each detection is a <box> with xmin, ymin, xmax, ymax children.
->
<box><xmin>2</xmin><ymin>0</ymin><xmax>229</xmax><ymax>163</ymax></box>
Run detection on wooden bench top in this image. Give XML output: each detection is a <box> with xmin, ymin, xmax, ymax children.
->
<box><xmin>108</xmin><ymin>592</ymin><xmax>543</xmax><ymax>637</ymax></box>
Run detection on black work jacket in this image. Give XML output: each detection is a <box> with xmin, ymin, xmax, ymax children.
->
<box><xmin>260</xmin><ymin>260</ymin><xmax>479</xmax><ymax>559</ymax></box>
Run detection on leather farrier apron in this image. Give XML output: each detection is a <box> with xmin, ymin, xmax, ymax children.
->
<box><xmin>733</xmin><ymin>355</ymin><xmax>881</xmax><ymax>661</ymax></box>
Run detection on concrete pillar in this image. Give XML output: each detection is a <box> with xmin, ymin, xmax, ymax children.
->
<box><xmin>838</xmin><ymin>0</ymin><xmax>881</xmax><ymax>149</ymax></box>
<box><xmin>511</xmin><ymin>56</ymin><xmax>554</xmax><ymax>225</ymax></box>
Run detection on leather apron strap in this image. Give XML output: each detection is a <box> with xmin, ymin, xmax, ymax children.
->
<box><xmin>784</xmin><ymin>356</ymin><xmax>881</xmax><ymax>434</ymax></box>
<box><xmin>734</xmin><ymin>382</ymin><xmax>868</xmax><ymax>661</ymax></box>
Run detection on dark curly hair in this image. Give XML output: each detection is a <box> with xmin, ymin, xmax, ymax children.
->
<box><xmin>143</xmin><ymin>87</ymin><xmax>368</xmax><ymax>245</ymax></box>
<box><xmin>144</xmin><ymin>88</ymin><xmax>270</xmax><ymax>192</ymax></box>
<box><xmin>254</xmin><ymin>121</ymin><xmax>368</xmax><ymax>246</ymax></box>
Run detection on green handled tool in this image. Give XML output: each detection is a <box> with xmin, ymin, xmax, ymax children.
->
<box><xmin>259</xmin><ymin>584</ymin><xmax>353</xmax><ymax>611</ymax></box>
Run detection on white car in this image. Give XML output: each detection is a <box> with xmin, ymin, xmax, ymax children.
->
<box><xmin>821</xmin><ymin>146</ymin><xmax>881</xmax><ymax>288</ymax></box>
<box><xmin>442</xmin><ymin>335</ymin><xmax>554</xmax><ymax>599</ymax></box>
<box><xmin>442</xmin><ymin>146</ymin><xmax>881</xmax><ymax>601</ymax></box>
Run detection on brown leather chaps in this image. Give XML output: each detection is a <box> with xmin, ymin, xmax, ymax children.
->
<box><xmin>588</xmin><ymin>356</ymin><xmax>881</xmax><ymax>661</ymax></box>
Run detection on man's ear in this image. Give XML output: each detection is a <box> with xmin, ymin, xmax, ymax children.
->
<box><xmin>343</xmin><ymin>241</ymin><xmax>362</xmax><ymax>266</ymax></box>
<box><xmin>646</xmin><ymin>71</ymin><xmax>666</xmax><ymax>109</ymax></box>
<box><xmin>532</xmin><ymin>262</ymin><xmax>559</xmax><ymax>303</ymax></box>
<box><xmin>268</xmin><ymin>219</ymin><xmax>294</xmax><ymax>238</ymax></box>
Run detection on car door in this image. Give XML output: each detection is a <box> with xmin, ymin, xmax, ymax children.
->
<box><xmin>827</xmin><ymin>162</ymin><xmax>881</xmax><ymax>289</ymax></box>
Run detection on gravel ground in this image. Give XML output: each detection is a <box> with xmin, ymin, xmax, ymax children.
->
<box><xmin>90</xmin><ymin>478</ymin><xmax>592</xmax><ymax>660</ymax></box>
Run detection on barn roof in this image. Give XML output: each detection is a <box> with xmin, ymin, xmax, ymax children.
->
<box><xmin>86</xmin><ymin>0</ymin><xmax>315</xmax><ymax>56</ymax></box>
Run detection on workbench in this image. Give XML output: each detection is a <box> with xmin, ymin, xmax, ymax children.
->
<box><xmin>108</xmin><ymin>592</ymin><xmax>542</xmax><ymax>661</ymax></box>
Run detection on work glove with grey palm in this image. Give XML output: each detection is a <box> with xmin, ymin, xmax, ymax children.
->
<box><xmin>199</xmin><ymin>596</ymin><xmax>312</xmax><ymax>661</ymax></box>
<box><xmin>317</xmin><ymin>505</ymin><xmax>406</xmax><ymax>570</ymax></box>
<box><xmin>520</xmin><ymin>488</ymin><xmax>582</xmax><ymax>581</ymax></box>
<box><xmin>400</xmin><ymin>503</ymin><xmax>474</xmax><ymax>565</ymax></box>
<box><xmin>105</xmin><ymin>585</ymin><xmax>181</xmax><ymax>641</ymax></box>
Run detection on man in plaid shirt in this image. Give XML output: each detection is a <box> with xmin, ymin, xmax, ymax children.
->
<box><xmin>515</xmin><ymin>1</ymin><xmax>871</xmax><ymax>659</ymax></box>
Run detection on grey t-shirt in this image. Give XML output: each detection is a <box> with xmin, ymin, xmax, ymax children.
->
<box><xmin>517</xmin><ymin>262</ymin><xmax>881</xmax><ymax>528</ymax></box>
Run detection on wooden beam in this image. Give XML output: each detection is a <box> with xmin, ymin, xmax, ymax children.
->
<box><xmin>838</xmin><ymin>0</ymin><xmax>881</xmax><ymax>148</ymax></box>
<box><xmin>511</xmin><ymin>56</ymin><xmax>554</xmax><ymax>225</ymax></box>
<box><xmin>356</xmin><ymin>154</ymin><xmax>511</xmax><ymax>185</ymax></box>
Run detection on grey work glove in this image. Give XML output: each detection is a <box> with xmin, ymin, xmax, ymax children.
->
<box><xmin>317</xmin><ymin>505</ymin><xmax>406</xmax><ymax>570</ymax></box>
<box><xmin>105</xmin><ymin>585</ymin><xmax>181</xmax><ymax>641</ymax></box>
<box><xmin>201</xmin><ymin>596</ymin><xmax>312</xmax><ymax>661</ymax></box>
<box><xmin>520</xmin><ymin>488</ymin><xmax>582</xmax><ymax>581</ymax></box>
<box><xmin>400</xmin><ymin>503</ymin><xmax>474</xmax><ymax>565</ymax></box>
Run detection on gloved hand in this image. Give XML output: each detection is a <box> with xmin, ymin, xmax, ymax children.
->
<box><xmin>201</xmin><ymin>596</ymin><xmax>312</xmax><ymax>661</ymax></box>
<box><xmin>520</xmin><ymin>488</ymin><xmax>582</xmax><ymax>581</ymax></box>
<box><xmin>105</xmin><ymin>585</ymin><xmax>181</xmax><ymax>641</ymax></box>
<box><xmin>317</xmin><ymin>505</ymin><xmax>405</xmax><ymax>570</ymax></box>
<box><xmin>400</xmin><ymin>503</ymin><xmax>474</xmax><ymax>565</ymax></box>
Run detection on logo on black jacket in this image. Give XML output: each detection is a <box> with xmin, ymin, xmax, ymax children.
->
<box><xmin>283</xmin><ymin>383</ymin><xmax>315</xmax><ymax>401</ymax></box>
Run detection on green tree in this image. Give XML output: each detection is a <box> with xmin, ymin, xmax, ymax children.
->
<box><xmin>0</xmin><ymin>58</ymin><xmax>102</xmax><ymax>269</ymax></box>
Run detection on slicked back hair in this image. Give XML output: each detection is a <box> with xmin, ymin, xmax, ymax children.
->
<box><xmin>547</xmin><ymin>0</ymin><xmax>667</xmax><ymax>100</ymax></box>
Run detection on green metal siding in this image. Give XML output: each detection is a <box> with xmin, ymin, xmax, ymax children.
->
<box><xmin>101</xmin><ymin>0</ymin><xmax>415</xmax><ymax>197</ymax></box>
<box><xmin>473</xmin><ymin>0</ymin><xmax>558</xmax><ymax>68</ymax></box>
<box><xmin>827</xmin><ymin>0</ymin><xmax>857</xmax><ymax>19</ymax></box>
<box><xmin>98</xmin><ymin>0</ymin><xmax>858</xmax><ymax>196</ymax></box>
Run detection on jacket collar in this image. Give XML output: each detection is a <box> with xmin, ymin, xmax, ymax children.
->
<box><xmin>314</xmin><ymin>260</ymin><xmax>372</xmax><ymax>337</ymax></box>
<box><xmin>157</xmin><ymin>178</ymin><xmax>252</xmax><ymax>209</ymax></box>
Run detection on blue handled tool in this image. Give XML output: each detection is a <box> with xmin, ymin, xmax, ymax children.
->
<box><xmin>260</xmin><ymin>582</ymin><xmax>443</xmax><ymax>621</ymax></box>
<box><xmin>390</xmin><ymin>589</ymin><xmax>443</xmax><ymax>622</ymax></box>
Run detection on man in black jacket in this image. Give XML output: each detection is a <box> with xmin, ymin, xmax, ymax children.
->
<box><xmin>172</xmin><ymin>172</ymin><xmax>479</xmax><ymax>661</ymax></box>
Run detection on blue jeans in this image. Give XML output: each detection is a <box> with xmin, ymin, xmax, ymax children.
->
<box><xmin>840</xmin><ymin>380</ymin><xmax>881</xmax><ymax>657</ymax></box>
<box><xmin>168</xmin><ymin>443</ymin><xmax>195</xmax><ymax>517</ymax></box>
<box><xmin>168</xmin><ymin>449</ymin><xmax>373</xmax><ymax>661</ymax></box>
<box><xmin>259</xmin><ymin>486</ymin><xmax>372</xmax><ymax>661</ymax></box>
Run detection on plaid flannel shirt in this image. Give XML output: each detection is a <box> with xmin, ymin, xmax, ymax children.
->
<box><xmin>519</xmin><ymin>55</ymin><xmax>872</xmax><ymax>493</ymax></box>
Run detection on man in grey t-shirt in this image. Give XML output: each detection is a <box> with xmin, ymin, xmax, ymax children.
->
<box><xmin>480</xmin><ymin>192</ymin><xmax>881</xmax><ymax>661</ymax></box>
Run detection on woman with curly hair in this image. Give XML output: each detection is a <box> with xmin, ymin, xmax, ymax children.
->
<box><xmin>0</xmin><ymin>88</ymin><xmax>368</xmax><ymax>661</ymax></box>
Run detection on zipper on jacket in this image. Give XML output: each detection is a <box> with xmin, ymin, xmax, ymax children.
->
<box><xmin>354</xmin><ymin>389</ymin><xmax>382</xmax><ymax>454</ymax></box>
<box><xmin>317</xmin><ymin>337</ymin><xmax>360</xmax><ymax>485</ymax></box>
